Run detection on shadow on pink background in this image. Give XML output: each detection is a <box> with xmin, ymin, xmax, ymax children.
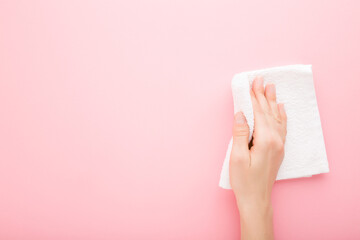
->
<box><xmin>0</xmin><ymin>0</ymin><xmax>359</xmax><ymax>239</ymax></box>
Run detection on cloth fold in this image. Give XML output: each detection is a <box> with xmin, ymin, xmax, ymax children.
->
<box><xmin>219</xmin><ymin>64</ymin><xmax>329</xmax><ymax>189</ymax></box>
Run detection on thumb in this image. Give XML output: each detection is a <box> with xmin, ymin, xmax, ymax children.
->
<box><xmin>232</xmin><ymin>111</ymin><xmax>250</xmax><ymax>154</ymax></box>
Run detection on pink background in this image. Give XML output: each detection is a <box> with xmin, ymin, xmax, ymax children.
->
<box><xmin>0</xmin><ymin>0</ymin><xmax>359</xmax><ymax>239</ymax></box>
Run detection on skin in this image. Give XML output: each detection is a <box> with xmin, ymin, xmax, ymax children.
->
<box><xmin>230</xmin><ymin>76</ymin><xmax>287</xmax><ymax>240</ymax></box>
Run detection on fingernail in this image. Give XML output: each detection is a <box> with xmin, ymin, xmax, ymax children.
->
<box><xmin>252</xmin><ymin>77</ymin><xmax>263</xmax><ymax>91</ymax></box>
<box><xmin>255</xmin><ymin>76</ymin><xmax>263</xmax><ymax>86</ymax></box>
<box><xmin>258</xmin><ymin>77</ymin><xmax>263</xmax><ymax>85</ymax></box>
<box><xmin>268</xmin><ymin>84</ymin><xmax>276</xmax><ymax>94</ymax></box>
<box><xmin>235</xmin><ymin>112</ymin><xmax>245</xmax><ymax>124</ymax></box>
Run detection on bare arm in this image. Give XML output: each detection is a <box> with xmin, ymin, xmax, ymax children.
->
<box><xmin>230</xmin><ymin>76</ymin><xmax>287</xmax><ymax>240</ymax></box>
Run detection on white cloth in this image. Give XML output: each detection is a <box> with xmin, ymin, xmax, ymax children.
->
<box><xmin>219</xmin><ymin>64</ymin><xmax>329</xmax><ymax>189</ymax></box>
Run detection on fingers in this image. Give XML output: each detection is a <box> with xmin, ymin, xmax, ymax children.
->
<box><xmin>252</xmin><ymin>77</ymin><xmax>270</xmax><ymax>113</ymax></box>
<box><xmin>278</xmin><ymin>103</ymin><xmax>287</xmax><ymax>142</ymax></box>
<box><xmin>232</xmin><ymin>111</ymin><xmax>250</xmax><ymax>155</ymax></box>
<box><xmin>265</xmin><ymin>84</ymin><xmax>280</xmax><ymax>121</ymax></box>
<box><xmin>250</xmin><ymin>87</ymin><xmax>265</xmax><ymax>123</ymax></box>
<box><xmin>278</xmin><ymin>103</ymin><xmax>287</xmax><ymax>126</ymax></box>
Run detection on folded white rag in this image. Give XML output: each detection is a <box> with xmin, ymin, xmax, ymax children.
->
<box><xmin>219</xmin><ymin>64</ymin><xmax>329</xmax><ymax>189</ymax></box>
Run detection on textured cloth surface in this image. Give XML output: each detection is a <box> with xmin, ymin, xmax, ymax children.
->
<box><xmin>219</xmin><ymin>65</ymin><xmax>329</xmax><ymax>189</ymax></box>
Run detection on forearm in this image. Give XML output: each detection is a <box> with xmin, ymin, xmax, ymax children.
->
<box><xmin>237</xmin><ymin>201</ymin><xmax>274</xmax><ymax>240</ymax></box>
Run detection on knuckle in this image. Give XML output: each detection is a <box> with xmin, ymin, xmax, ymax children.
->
<box><xmin>254</xmin><ymin>89</ymin><xmax>262</xmax><ymax>95</ymax></box>
<box><xmin>260</xmin><ymin>136</ymin><xmax>273</xmax><ymax>147</ymax></box>
<box><xmin>273</xmin><ymin>113</ymin><xmax>281</xmax><ymax>123</ymax></box>
<box><xmin>263</xmin><ymin>108</ymin><xmax>273</xmax><ymax>116</ymax></box>
<box><xmin>258</xmin><ymin>133</ymin><xmax>285</xmax><ymax>152</ymax></box>
<box><xmin>253</xmin><ymin>89</ymin><xmax>263</xmax><ymax>97</ymax></box>
<box><xmin>230</xmin><ymin>149</ymin><xmax>247</xmax><ymax>163</ymax></box>
<box><xmin>271</xmin><ymin>137</ymin><xmax>285</xmax><ymax>152</ymax></box>
<box><xmin>275</xmin><ymin>141</ymin><xmax>285</xmax><ymax>153</ymax></box>
<box><xmin>233</xmin><ymin>125</ymin><xmax>249</xmax><ymax>137</ymax></box>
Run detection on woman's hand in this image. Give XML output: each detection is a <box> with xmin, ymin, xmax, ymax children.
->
<box><xmin>230</xmin><ymin>76</ymin><xmax>287</xmax><ymax>240</ymax></box>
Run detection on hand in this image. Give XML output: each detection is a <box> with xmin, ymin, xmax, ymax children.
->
<box><xmin>229</xmin><ymin>76</ymin><xmax>287</xmax><ymax>239</ymax></box>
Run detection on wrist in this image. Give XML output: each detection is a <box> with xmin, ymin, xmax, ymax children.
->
<box><xmin>237</xmin><ymin>200</ymin><xmax>274</xmax><ymax>240</ymax></box>
<box><xmin>237</xmin><ymin>198</ymin><xmax>273</xmax><ymax>217</ymax></box>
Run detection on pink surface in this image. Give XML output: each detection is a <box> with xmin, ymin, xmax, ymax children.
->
<box><xmin>0</xmin><ymin>0</ymin><xmax>359</xmax><ymax>239</ymax></box>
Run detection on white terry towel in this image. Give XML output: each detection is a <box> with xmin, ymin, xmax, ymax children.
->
<box><xmin>219</xmin><ymin>64</ymin><xmax>329</xmax><ymax>189</ymax></box>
